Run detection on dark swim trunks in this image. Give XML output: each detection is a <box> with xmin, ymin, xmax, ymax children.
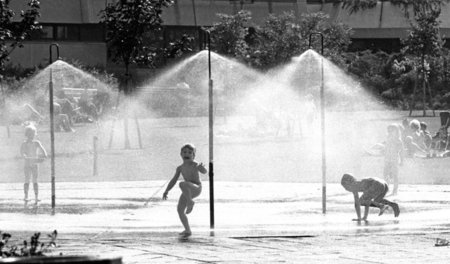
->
<box><xmin>359</xmin><ymin>178</ymin><xmax>389</xmax><ymax>206</ymax></box>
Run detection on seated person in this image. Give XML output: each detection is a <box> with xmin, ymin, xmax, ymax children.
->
<box><xmin>409</xmin><ymin>119</ymin><xmax>426</xmax><ymax>150</ymax></box>
<box><xmin>404</xmin><ymin>136</ymin><xmax>428</xmax><ymax>158</ymax></box>
<box><xmin>53</xmin><ymin>102</ymin><xmax>74</xmax><ymax>132</ymax></box>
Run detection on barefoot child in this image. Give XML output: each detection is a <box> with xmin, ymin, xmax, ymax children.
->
<box><xmin>383</xmin><ymin>124</ymin><xmax>404</xmax><ymax>195</ymax></box>
<box><xmin>162</xmin><ymin>143</ymin><xmax>207</xmax><ymax>237</ymax></box>
<box><xmin>341</xmin><ymin>173</ymin><xmax>400</xmax><ymax>222</ymax></box>
<box><xmin>20</xmin><ymin>125</ymin><xmax>47</xmax><ymax>205</ymax></box>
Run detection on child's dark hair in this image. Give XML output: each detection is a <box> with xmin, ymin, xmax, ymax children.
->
<box><xmin>420</xmin><ymin>122</ymin><xmax>427</xmax><ymax>130</ymax></box>
<box><xmin>181</xmin><ymin>143</ymin><xmax>196</xmax><ymax>156</ymax></box>
<box><xmin>25</xmin><ymin>125</ymin><xmax>37</xmax><ymax>137</ymax></box>
<box><xmin>341</xmin><ymin>173</ymin><xmax>356</xmax><ymax>187</ymax></box>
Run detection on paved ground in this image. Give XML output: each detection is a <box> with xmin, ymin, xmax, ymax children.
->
<box><xmin>1</xmin><ymin>181</ymin><xmax>450</xmax><ymax>263</ymax></box>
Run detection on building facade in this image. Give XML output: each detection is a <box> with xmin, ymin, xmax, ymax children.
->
<box><xmin>7</xmin><ymin>0</ymin><xmax>450</xmax><ymax>70</ymax></box>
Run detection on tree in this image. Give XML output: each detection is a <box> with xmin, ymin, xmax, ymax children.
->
<box><xmin>99</xmin><ymin>0</ymin><xmax>173</xmax><ymax>93</ymax></box>
<box><xmin>209</xmin><ymin>10</ymin><xmax>251</xmax><ymax>58</ymax></box>
<box><xmin>341</xmin><ymin>0</ymin><xmax>449</xmax><ymax>114</ymax></box>
<box><xmin>0</xmin><ymin>0</ymin><xmax>40</xmax><ymax>74</ymax></box>
<box><xmin>402</xmin><ymin>4</ymin><xmax>443</xmax><ymax>116</ymax></box>
<box><xmin>248</xmin><ymin>12</ymin><xmax>351</xmax><ymax>69</ymax></box>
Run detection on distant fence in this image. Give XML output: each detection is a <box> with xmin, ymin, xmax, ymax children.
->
<box><xmin>62</xmin><ymin>88</ymin><xmax>98</xmax><ymax>100</ymax></box>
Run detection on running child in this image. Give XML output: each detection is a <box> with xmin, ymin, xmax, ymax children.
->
<box><xmin>20</xmin><ymin>125</ymin><xmax>47</xmax><ymax>205</ymax></box>
<box><xmin>162</xmin><ymin>143</ymin><xmax>207</xmax><ymax>237</ymax></box>
<box><xmin>383</xmin><ymin>124</ymin><xmax>404</xmax><ymax>195</ymax></box>
<box><xmin>341</xmin><ymin>173</ymin><xmax>400</xmax><ymax>221</ymax></box>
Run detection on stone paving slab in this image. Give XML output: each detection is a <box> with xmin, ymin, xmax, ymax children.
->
<box><xmin>1</xmin><ymin>181</ymin><xmax>450</xmax><ymax>263</ymax></box>
<box><xmin>43</xmin><ymin>230</ymin><xmax>450</xmax><ymax>264</ymax></box>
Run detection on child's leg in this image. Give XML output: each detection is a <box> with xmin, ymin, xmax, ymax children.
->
<box><xmin>179</xmin><ymin>182</ymin><xmax>201</xmax><ymax>214</ymax></box>
<box><xmin>31</xmin><ymin>165</ymin><xmax>39</xmax><ymax>202</ymax></box>
<box><xmin>177</xmin><ymin>194</ymin><xmax>191</xmax><ymax>235</ymax></box>
<box><xmin>383</xmin><ymin>163</ymin><xmax>391</xmax><ymax>183</ymax></box>
<box><xmin>392</xmin><ymin>164</ymin><xmax>399</xmax><ymax>194</ymax></box>
<box><xmin>24</xmin><ymin>166</ymin><xmax>31</xmax><ymax>200</ymax></box>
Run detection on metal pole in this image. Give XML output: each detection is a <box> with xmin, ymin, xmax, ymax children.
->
<box><xmin>49</xmin><ymin>43</ymin><xmax>59</xmax><ymax>215</ymax></box>
<box><xmin>308</xmin><ymin>33</ymin><xmax>327</xmax><ymax>214</ymax></box>
<box><xmin>206</xmin><ymin>30</ymin><xmax>215</xmax><ymax>231</ymax></box>
<box><xmin>124</xmin><ymin>75</ymin><xmax>130</xmax><ymax>149</ymax></box>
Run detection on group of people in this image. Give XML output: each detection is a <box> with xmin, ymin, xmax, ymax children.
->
<box><xmin>401</xmin><ymin>118</ymin><xmax>449</xmax><ymax>158</ymax></box>
<box><xmin>13</xmin><ymin>90</ymin><xmax>99</xmax><ymax>132</ymax></box>
<box><xmin>52</xmin><ymin>91</ymin><xmax>99</xmax><ymax>132</ymax></box>
<box><xmin>20</xmin><ymin>123</ymin><xmax>205</xmax><ymax>237</ymax></box>
<box><xmin>342</xmin><ymin>116</ymin><xmax>450</xmax><ymax>222</ymax></box>
<box><xmin>25</xmin><ymin>116</ymin><xmax>447</xmax><ymax>236</ymax></box>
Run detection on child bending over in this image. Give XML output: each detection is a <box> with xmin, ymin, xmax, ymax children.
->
<box><xmin>163</xmin><ymin>143</ymin><xmax>207</xmax><ymax>237</ymax></box>
<box><xmin>341</xmin><ymin>173</ymin><xmax>400</xmax><ymax>221</ymax></box>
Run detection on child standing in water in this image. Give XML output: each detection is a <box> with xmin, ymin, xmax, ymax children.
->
<box><xmin>341</xmin><ymin>173</ymin><xmax>400</xmax><ymax>221</ymax></box>
<box><xmin>163</xmin><ymin>143</ymin><xmax>207</xmax><ymax>237</ymax></box>
<box><xmin>20</xmin><ymin>125</ymin><xmax>47</xmax><ymax>206</ymax></box>
<box><xmin>383</xmin><ymin>124</ymin><xmax>404</xmax><ymax>195</ymax></box>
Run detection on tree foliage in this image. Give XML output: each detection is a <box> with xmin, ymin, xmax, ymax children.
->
<box><xmin>99</xmin><ymin>0</ymin><xmax>173</xmax><ymax>74</ymax></box>
<box><xmin>209</xmin><ymin>11</ymin><xmax>352</xmax><ymax>70</ymax></box>
<box><xmin>402</xmin><ymin>7</ymin><xmax>442</xmax><ymax>59</ymax></box>
<box><xmin>209</xmin><ymin>10</ymin><xmax>250</xmax><ymax>58</ymax></box>
<box><xmin>0</xmin><ymin>0</ymin><xmax>40</xmax><ymax>73</ymax></box>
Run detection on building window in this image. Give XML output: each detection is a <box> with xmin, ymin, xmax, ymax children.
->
<box><xmin>56</xmin><ymin>25</ymin><xmax>80</xmax><ymax>41</ymax></box>
<box><xmin>29</xmin><ymin>24</ymin><xmax>105</xmax><ymax>42</ymax></box>
<box><xmin>348</xmin><ymin>38</ymin><xmax>401</xmax><ymax>53</ymax></box>
<box><xmin>31</xmin><ymin>25</ymin><xmax>54</xmax><ymax>40</ymax></box>
<box><xmin>80</xmin><ymin>24</ymin><xmax>105</xmax><ymax>42</ymax></box>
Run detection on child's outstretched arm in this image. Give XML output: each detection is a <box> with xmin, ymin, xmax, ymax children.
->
<box><xmin>198</xmin><ymin>162</ymin><xmax>207</xmax><ymax>174</ymax></box>
<box><xmin>163</xmin><ymin>167</ymin><xmax>181</xmax><ymax>200</ymax></box>
<box><xmin>352</xmin><ymin>192</ymin><xmax>362</xmax><ymax>221</ymax></box>
<box><xmin>362</xmin><ymin>205</ymin><xmax>370</xmax><ymax>220</ymax></box>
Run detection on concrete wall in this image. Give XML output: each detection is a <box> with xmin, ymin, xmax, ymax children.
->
<box><xmin>8</xmin><ymin>42</ymin><xmax>107</xmax><ymax>68</ymax></box>
<box><xmin>10</xmin><ymin>0</ymin><xmax>107</xmax><ymax>23</ymax></box>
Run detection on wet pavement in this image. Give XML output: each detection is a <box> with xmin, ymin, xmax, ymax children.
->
<box><xmin>1</xmin><ymin>181</ymin><xmax>450</xmax><ymax>263</ymax></box>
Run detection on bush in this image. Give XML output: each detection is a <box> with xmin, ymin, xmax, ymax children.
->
<box><xmin>0</xmin><ymin>230</ymin><xmax>57</xmax><ymax>258</ymax></box>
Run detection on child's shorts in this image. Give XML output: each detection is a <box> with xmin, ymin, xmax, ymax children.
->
<box><xmin>360</xmin><ymin>182</ymin><xmax>389</xmax><ymax>206</ymax></box>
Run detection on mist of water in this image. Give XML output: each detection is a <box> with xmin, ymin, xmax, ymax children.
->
<box><xmin>139</xmin><ymin>49</ymin><xmax>401</xmax><ymax>182</ymax></box>
<box><xmin>0</xmin><ymin>50</ymin><xmax>405</xmax><ymax>184</ymax></box>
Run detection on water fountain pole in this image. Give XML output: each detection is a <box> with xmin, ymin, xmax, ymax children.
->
<box><xmin>308</xmin><ymin>33</ymin><xmax>327</xmax><ymax>214</ymax></box>
<box><xmin>205</xmin><ymin>29</ymin><xmax>215</xmax><ymax>230</ymax></box>
<box><xmin>49</xmin><ymin>43</ymin><xmax>60</xmax><ymax>215</ymax></box>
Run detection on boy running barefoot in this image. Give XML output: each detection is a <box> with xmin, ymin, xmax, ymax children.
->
<box><xmin>163</xmin><ymin>144</ymin><xmax>207</xmax><ymax>237</ymax></box>
<box><xmin>341</xmin><ymin>173</ymin><xmax>400</xmax><ymax>221</ymax></box>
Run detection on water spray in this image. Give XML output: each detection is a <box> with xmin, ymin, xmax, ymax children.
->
<box><xmin>0</xmin><ymin>83</ymin><xmax>9</xmax><ymax>138</ymax></box>
<box><xmin>309</xmin><ymin>32</ymin><xmax>327</xmax><ymax>214</ymax></box>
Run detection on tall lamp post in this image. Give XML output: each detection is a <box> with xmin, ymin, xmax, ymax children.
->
<box><xmin>49</xmin><ymin>43</ymin><xmax>60</xmax><ymax>215</ymax></box>
<box><xmin>308</xmin><ymin>33</ymin><xmax>327</xmax><ymax>214</ymax></box>
<box><xmin>204</xmin><ymin>30</ymin><xmax>215</xmax><ymax>231</ymax></box>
